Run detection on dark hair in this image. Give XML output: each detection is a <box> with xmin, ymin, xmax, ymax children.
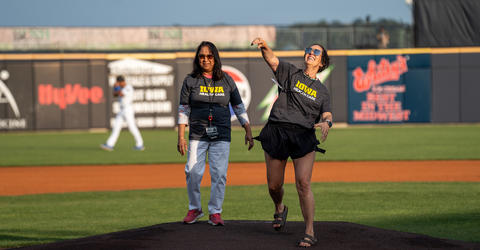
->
<box><xmin>191</xmin><ymin>41</ymin><xmax>224</xmax><ymax>81</ymax></box>
<box><xmin>116</xmin><ymin>75</ymin><xmax>125</xmax><ymax>82</ymax></box>
<box><xmin>307</xmin><ymin>44</ymin><xmax>330</xmax><ymax>73</ymax></box>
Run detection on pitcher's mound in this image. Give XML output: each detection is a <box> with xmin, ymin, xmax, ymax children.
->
<box><xmin>14</xmin><ymin>221</ymin><xmax>478</xmax><ymax>250</ymax></box>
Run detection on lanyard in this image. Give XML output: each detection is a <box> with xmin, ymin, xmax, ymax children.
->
<box><xmin>203</xmin><ymin>77</ymin><xmax>216</xmax><ymax>125</ymax></box>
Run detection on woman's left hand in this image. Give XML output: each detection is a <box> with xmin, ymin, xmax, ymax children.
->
<box><xmin>245</xmin><ymin>132</ymin><xmax>254</xmax><ymax>150</ymax></box>
<box><xmin>314</xmin><ymin>122</ymin><xmax>330</xmax><ymax>142</ymax></box>
<box><xmin>177</xmin><ymin>138</ymin><xmax>188</xmax><ymax>155</ymax></box>
<box><xmin>244</xmin><ymin>123</ymin><xmax>254</xmax><ymax>150</ymax></box>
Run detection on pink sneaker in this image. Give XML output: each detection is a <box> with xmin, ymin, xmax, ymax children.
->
<box><xmin>183</xmin><ymin>209</ymin><xmax>204</xmax><ymax>224</ymax></box>
<box><xmin>208</xmin><ymin>213</ymin><xmax>224</xmax><ymax>226</ymax></box>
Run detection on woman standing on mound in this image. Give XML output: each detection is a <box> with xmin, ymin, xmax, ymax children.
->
<box><xmin>251</xmin><ymin>37</ymin><xmax>332</xmax><ymax>248</ymax></box>
<box><xmin>177</xmin><ymin>41</ymin><xmax>254</xmax><ymax>226</ymax></box>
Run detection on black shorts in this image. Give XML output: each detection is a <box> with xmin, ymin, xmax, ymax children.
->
<box><xmin>254</xmin><ymin>121</ymin><xmax>325</xmax><ymax>160</ymax></box>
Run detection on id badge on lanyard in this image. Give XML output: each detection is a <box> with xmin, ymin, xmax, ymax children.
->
<box><xmin>204</xmin><ymin>77</ymin><xmax>219</xmax><ymax>140</ymax></box>
<box><xmin>206</xmin><ymin>109</ymin><xmax>219</xmax><ymax>140</ymax></box>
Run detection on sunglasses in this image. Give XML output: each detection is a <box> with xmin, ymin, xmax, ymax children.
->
<box><xmin>198</xmin><ymin>54</ymin><xmax>214</xmax><ymax>60</ymax></box>
<box><xmin>305</xmin><ymin>48</ymin><xmax>322</xmax><ymax>56</ymax></box>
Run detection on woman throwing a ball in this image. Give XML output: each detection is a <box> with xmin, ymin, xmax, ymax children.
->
<box><xmin>251</xmin><ymin>37</ymin><xmax>332</xmax><ymax>248</ymax></box>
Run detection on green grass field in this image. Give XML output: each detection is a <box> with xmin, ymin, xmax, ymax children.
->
<box><xmin>1</xmin><ymin>124</ymin><xmax>480</xmax><ymax>166</ymax></box>
<box><xmin>1</xmin><ymin>183</ymin><xmax>478</xmax><ymax>248</ymax></box>
<box><xmin>0</xmin><ymin>124</ymin><xmax>479</xmax><ymax>248</ymax></box>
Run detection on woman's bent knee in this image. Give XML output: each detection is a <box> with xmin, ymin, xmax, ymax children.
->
<box><xmin>295</xmin><ymin>180</ymin><xmax>311</xmax><ymax>195</ymax></box>
<box><xmin>268</xmin><ymin>183</ymin><xmax>283</xmax><ymax>193</ymax></box>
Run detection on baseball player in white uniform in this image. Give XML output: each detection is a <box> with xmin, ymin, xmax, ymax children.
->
<box><xmin>101</xmin><ymin>75</ymin><xmax>144</xmax><ymax>151</ymax></box>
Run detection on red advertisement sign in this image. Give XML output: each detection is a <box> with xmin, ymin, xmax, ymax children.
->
<box><xmin>38</xmin><ymin>84</ymin><xmax>104</xmax><ymax>109</ymax></box>
<box><xmin>352</xmin><ymin>55</ymin><xmax>408</xmax><ymax>93</ymax></box>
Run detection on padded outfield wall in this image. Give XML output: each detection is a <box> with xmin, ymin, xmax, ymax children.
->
<box><xmin>0</xmin><ymin>48</ymin><xmax>479</xmax><ymax>131</ymax></box>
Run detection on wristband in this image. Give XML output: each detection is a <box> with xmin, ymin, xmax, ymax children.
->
<box><xmin>325</xmin><ymin>120</ymin><xmax>332</xmax><ymax>128</ymax></box>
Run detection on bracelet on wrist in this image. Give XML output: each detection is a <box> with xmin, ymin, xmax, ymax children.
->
<box><xmin>325</xmin><ymin>120</ymin><xmax>332</xmax><ymax>128</ymax></box>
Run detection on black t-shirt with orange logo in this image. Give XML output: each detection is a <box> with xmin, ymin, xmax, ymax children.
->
<box><xmin>179</xmin><ymin>73</ymin><xmax>243</xmax><ymax>141</ymax></box>
<box><xmin>269</xmin><ymin>60</ymin><xmax>331</xmax><ymax>128</ymax></box>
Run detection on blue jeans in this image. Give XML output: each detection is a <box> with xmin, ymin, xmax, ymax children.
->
<box><xmin>185</xmin><ymin>140</ymin><xmax>230</xmax><ymax>214</ymax></box>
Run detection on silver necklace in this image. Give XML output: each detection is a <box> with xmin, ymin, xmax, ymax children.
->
<box><xmin>303</xmin><ymin>70</ymin><xmax>317</xmax><ymax>81</ymax></box>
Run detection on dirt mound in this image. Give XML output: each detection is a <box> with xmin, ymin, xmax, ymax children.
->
<box><xmin>12</xmin><ymin>221</ymin><xmax>478</xmax><ymax>250</ymax></box>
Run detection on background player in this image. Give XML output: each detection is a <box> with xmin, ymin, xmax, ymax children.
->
<box><xmin>101</xmin><ymin>75</ymin><xmax>145</xmax><ymax>151</ymax></box>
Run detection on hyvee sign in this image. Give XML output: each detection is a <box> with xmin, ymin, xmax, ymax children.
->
<box><xmin>38</xmin><ymin>84</ymin><xmax>104</xmax><ymax>109</ymax></box>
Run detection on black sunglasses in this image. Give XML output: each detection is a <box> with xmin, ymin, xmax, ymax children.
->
<box><xmin>198</xmin><ymin>54</ymin><xmax>214</xmax><ymax>60</ymax></box>
<box><xmin>305</xmin><ymin>48</ymin><xmax>322</xmax><ymax>56</ymax></box>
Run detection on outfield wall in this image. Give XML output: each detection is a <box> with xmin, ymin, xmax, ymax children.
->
<box><xmin>0</xmin><ymin>48</ymin><xmax>479</xmax><ymax>131</ymax></box>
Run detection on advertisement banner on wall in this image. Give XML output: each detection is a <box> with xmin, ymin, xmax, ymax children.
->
<box><xmin>108</xmin><ymin>58</ymin><xmax>176</xmax><ymax>128</ymax></box>
<box><xmin>0</xmin><ymin>69</ymin><xmax>28</xmax><ymax>130</ymax></box>
<box><xmin>34</xmin><ymin>61</ymin><xmax>107</xmax><ymax>130</ymax></box>
<box><xmin>347</xmin><ymin>54</ymin><xmax>431</xmax><ymax>124</ymax></box>
<box><xmin>0</xmin><ymin>26</ymin><xmax>275</xmax><ymax>51</ymax></box>
<box><xmin>222</xmin><ymin>65</ymin><xmax>252</xmax><ymax>123</ymax></box>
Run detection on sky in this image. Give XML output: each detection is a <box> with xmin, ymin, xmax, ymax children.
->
<box><xmin>1</xmin><ymin>0</ymin><xmax>412</xmax><ymax>27</ymax></box>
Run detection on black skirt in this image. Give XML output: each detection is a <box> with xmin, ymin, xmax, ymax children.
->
<box><xmin>254</xmin><ymin>121</ymin><xmax>325</xmax><ymax>160</ymax></box>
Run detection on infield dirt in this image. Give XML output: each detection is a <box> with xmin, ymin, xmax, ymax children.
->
<box><xmin>1</xmin><ymin>160</ymin><xmax>479</xmax><ymax>196</ymax></box>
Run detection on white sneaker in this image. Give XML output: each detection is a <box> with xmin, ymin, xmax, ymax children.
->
<box><xmin>100</xmin><ymin>144</ymin><xmax>113</xmax><ymax>151</ymax></box>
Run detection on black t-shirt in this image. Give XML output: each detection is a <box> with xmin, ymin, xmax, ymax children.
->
<box><xmin>179</xmin><ymin>73</ymin><xmax>243</xmax><ymax>141</ymax></box>
<box><xmin>269</xmin><ymin>60</ymin><xmax>332</xmax><ymax>128</ymax></box>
